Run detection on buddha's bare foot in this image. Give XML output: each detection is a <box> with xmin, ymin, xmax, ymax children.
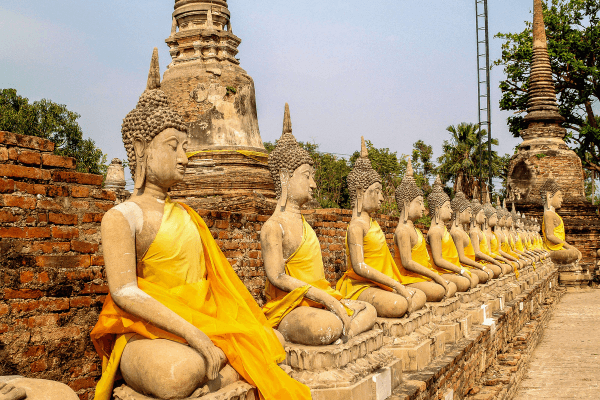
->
<box><xmin>190</xmin><ymin>365</ymin><xmax>241</xmax><ymax>398</ymax></box>
<box><xmin>0</xmin><ymin>383</ymin><xmax>26</xmax><ymax>400</ymax></box>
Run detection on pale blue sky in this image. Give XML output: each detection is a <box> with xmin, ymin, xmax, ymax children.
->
<box><xmin>0</xmin><ymin>0</ymin><xmax>537</xmax><ymax>177</ymax></box>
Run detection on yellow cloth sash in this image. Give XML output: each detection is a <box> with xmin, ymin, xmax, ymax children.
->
<box><xmin>337</xmin><ymin>220</ymin><xmax>410</xmax><ymax>299</ymax></box>
<box><xmin>263</xmin><ymin>216</ymin><xmax>349</xmax><ymax>328</ymax></box>
<box><xmin>490</xmin><ymin>232</ymin><xmax>501</xmax><ymax>256</ymax></box>
<box><xmin>90</xmin><ymin>199</ymin><xmax>310</xmax><ymax>400</ymax></box>
<box><xmin>515</xmin><ymin>234</ymin><xmax>525</xmax><ymax>252</ymax></box>
<box><xmin>543</xmin><ymin>213</ymin><xmax>565</xmax><ymax>251</ymax></box>
<box><xmin>393</xmin><ymin>228</ymin><xmax>433</xmax><ymax>284</ymax></box>
<box><xmin>500</xmin><ymin>239</ymin><xmax>520</xmax><ymax>278</ymax></box>
<box><xmin>429</xmin><ymin>228</ymin><xmax>470</xmax><ymax>276</ymax></box>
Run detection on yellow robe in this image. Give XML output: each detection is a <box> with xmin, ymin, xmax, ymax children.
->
<box><xmin>337</xmin><ymin>220</ymin><xmax>416</xmax><ymax>299</ymax></box>
<box><xmin>497</xmin><ymin>232</ymin><xmax>520</xmax><ymax>277</ymax></box>
<box><xmin>393</xmin><ymin>228</ymin><xmax>433</xmax><ymax>284</ymax></box>
<box><xmin>543</xmin><ymin>213</ymin><xmax>565</xmax><ymax>251</ymax></box>
<box><xmin>90</xmin><ymin>199</ymin><xmax>311</xmax><ymax>400</ymax></box>
<box><xmin>263</xmin><ymin>216</ymin><xmax>349</xmax><ymax>328</ymax></box>
<box><xmin>430</xmin><ymin>228</ymin><xmax>471</xmax><ymax>276</ymax></box>
<box><xmin>515</xmin><ymin>233</ymin><xmax>525</xmax><ymax>252</ymax></box>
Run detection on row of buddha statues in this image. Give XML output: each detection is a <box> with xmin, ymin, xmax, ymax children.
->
<box><xmin>0</xmin><ymin>74</ymin><xmax>577</xmax><ymax>400</ymax></box>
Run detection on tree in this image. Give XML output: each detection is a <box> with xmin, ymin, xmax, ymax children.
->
<box><xmin>0</xmin><ymin>89</ymin><xmax>107</xmax><ymax>175</ymax></box>
<box><xmin>411</xmin><ymin>140</ymin><xmax>435</xmax><ymax>193</ymax></box>
<box><xmin>436</xmin><ymin>123</ymin><xmax>507</xmax><ymax>199</ymax></box>
<box><xmin>495</xmin><ymin>0</ymin><xmax>600</xmax><ymax>172</ymax></box>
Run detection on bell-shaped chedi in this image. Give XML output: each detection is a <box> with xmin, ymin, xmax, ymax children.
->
<box><xmin>507</xmin><ymin>0</ymin><xmax>585</xmax><ymax>204</ymax></box>
<box><xmin>161</xmin><ymin>0</ymin><xmax>275</xmax><ymax>211</ymax></box>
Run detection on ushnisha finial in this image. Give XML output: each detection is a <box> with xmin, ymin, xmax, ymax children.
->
<box><xmin>484</xmin><ymin>186</ymin><xmax>491</xmax><ymax>205</ymax></box>
<box><xmin>360</xmin><ymin>136</ymin><xmax>368</xmax><ymax>159</ymax></box>
<box><xmin>147</xmin><ymin>47</ymin><xmax>161</xmax><ymax>91</ymax></box>
<box><xmin>283</xmin><ymin>103</ymin><xmax>292</xmax><ymax>135</ymax></box>
<box><xmin>406</xmin><ymin>157</ymin><xmax>414</xmax><ymax>177</ymax></box>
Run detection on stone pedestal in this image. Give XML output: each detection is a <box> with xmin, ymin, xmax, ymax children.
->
<box><xmin>557</xmin><ymin>261</ymin><xmax>591</xmax><ymax>288</ymax></box>
<box><xmin>114</xmin><ymin>382</ymin><xmax>256</xmax><ymax>400</ymax></box>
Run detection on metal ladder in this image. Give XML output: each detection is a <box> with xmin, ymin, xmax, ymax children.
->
<box><xmin>475</xmin><ymin>0</ymin><xmax>492</xmax><ymax>194</ymax></box>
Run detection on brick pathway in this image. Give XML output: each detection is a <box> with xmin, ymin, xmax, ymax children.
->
<box><xmin>514</xmin><ymin>289</ymin><xmax>600</xmax><ymax>399</ymax></box>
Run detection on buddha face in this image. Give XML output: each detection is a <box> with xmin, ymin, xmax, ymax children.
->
<box><xmin>548</xmin><ymin>190</ymin><xmax>563</xmax><ymax>209</ymax></box>
<box><xmin>287</xmin><ymin>163</ymin><xmax>316</xmax><ymax>206</ymax></box>
<box><xmin>362</xmin><ymin>182</ymin><xmax>384</xmax><ymax>213</ymax></box>
<box><xmin>488</xmin><ymin>213</ymin><xmax>498</xmax><ymax>227</ymax></box>
<box><xmin>497</xmin><ymin>216</ymin><xmax>505</xmax><ymax>228</ymax></box>
<box><xmin>475</xmin><ymin>210</ymin><xmax>486</xmax><ymax>225</ymax></box>
<box><xmin>142</xmin><ymin>128</ymin><xmax>189</xmax><ymax>190</ymax></box>
<box><xmin>438</xmin><ymin>201</ymin><xmax>452</xmax><ymax>223</ymax></box>
<box><xmin>506</xmin><ymin>217</ymin><xmax>513</xmax><ymax>228</ymax></box>
<box><xmin>407</xmin><ymin>196</ymin><xmax>425</xmax><ymax>221</ymax></box>
<box><xmin>459</xmin><ymin>207</ymin><xmax>472</xmax><ymax>225</ymax></box>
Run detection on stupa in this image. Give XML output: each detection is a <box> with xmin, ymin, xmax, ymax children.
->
<box><xmin>507</xmin><ymin>0</ymin><xmax>599</xmax><ymax>281</ymax></box>
<box><xmin>161</xmin><ymin>0</ymin><xmax>276</xmax><ymax>212</ymax></box>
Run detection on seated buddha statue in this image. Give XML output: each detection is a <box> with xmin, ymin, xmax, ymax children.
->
<box><xmin>426</xmin><ymin>177</ymin><xmax>477</xmax><ymax>292</ymax></box>
<box><xmin>482</xmin><ymin>192</ymin><xmax>515</xmax><ymax>275</ymax></box>
<box><xmin>262</xmin><ymin>105</ymin><xmax>377</xmax><ymax>346</ymax></box>
<box><xmin>514</xmin><ymin>211</ymin><xmax>541</xmax><ymax>263</ymax></box>
<box><xmin>540</xmin><ymin>178</ymin><xmax>582</xmax><ymax>264</ymax></box>
<box><xmin>508</xmin><ymin>205</ymin><xmax>537</xmax><ymax>265</ymax></box>
<box><xmin>392</xmin><ymin>159</ymin><xmax>457</xmax><ymax>302</ymax></box>
<box><xmin>90</xmin><ymin>55</ymin><xmax>310</xmax><ymax>400</ymax></box>
<box><xmin>494</xmin><ymin>199</ymin><xmax>526</xmax><ymax>271</ymax></box>
<box><xmin>523</xmin><ymin>216</ymin><xmax>546</xmax><ymax>259</ymax></box>
<box><xmin>467</xmin><ymin>191</ymin><xmax>503</xmax><ymax>278</ymax></box>
<box><xmin>449</xmin><ymin>185</ymin><xmax>492</xmax><ymax>284</ymax></box>
<box><xmin>336</xmin><ymin>142</ymin><xmax>427</xmax><ymax>317</ymax></box>
<box><xmin>0</xmin><ymin>378</ymin><xmax>77</xmax><ymax>400</ymax></box>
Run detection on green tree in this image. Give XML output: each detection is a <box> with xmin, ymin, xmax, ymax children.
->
<box><xmin>0</xmin><ymin>89</ymin><xmax>107</xmax><ymax>175</ymax></box>
<box><xmin>495</xmin><ymin>0</ymin><xmax>600</xmax><ymax>172</ymax></box>
<box><xmin>436</xmin><ymin>123</ymin><xmax>507</xmax><ymax>199</ymax></box>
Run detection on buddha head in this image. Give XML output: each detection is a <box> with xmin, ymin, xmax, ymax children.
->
<box><xmin>539</xmin><ymin>178</ymin><xmax>563</xmax><ymax>210</ymax></box>
<box><xmin>268</xmin><ymin>103</ymin><xmax>315</xmax><ymax>210</ymax></box>
<box><xmin>348</xmin><ymin>137</ymin><xmax>383</xmax><ymax>215</ymax></box>
<box><xmin>450</xmin><ymin>179</ymin><xmax>471</xmax><ymax>226</ymax></box>
<box><xmin>503</xmin><ymin>199</ymin><xmax>514</xmax><ymax>228</ymax></box>
<box><xmin>428</xmin><ymin>176</ymin><xmax>452</xmax><ymax>224</ymax></box>
<box><xmin>495</xmin><ymin>197</ymin><xmax>506</xmax><ymax>228</ymax></box>
<box><xmin>395</xmin><ymin>158</ymin><xmax>424</xmax><ymax>223</ymax></box>
<box><xmin>483</xmin><ymin>189</ymin><xmax>498</xmax><ymax>227</ymax></box>
<box><xmin>471</xmin><ymin>189</ymin><xmax>485</xmax><ymax>226</ymax></box>
<box><xmin>122</xmin><ymin>48</ymin><xmax>189</xmax><ymax>192</ymax></box>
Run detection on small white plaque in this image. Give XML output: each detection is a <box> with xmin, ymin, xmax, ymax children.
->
<box><xmin>444</xmin><ymin>389</ymin><xmax>454</xmax><ymax>400</ymax></box>
<box><xmin>519</xmin><ymin>302</ymin><xmax>524</xmax><ymax>311</ymax></box>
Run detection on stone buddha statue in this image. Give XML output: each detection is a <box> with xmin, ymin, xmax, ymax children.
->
<box><xmin>262</xmin><ymin>105</ymin><xmax>377</xmax><ymax>346</ymax></box>
<box><xmin>508</xmin><ymin>204</ymin><xmax>538</xmax><ymax>265</ymax></box>
<box><xmin>540</xmin><ymin>178</ymin><xmax>582</xmax><ymax>264</ymax></box>
<box><xmin>392</xmin><ymin>159</ymin><xmax>457</xmax><ymax>302</ymax></box>
<box><xmin>467</xmin><ymin>191</ymin><xmax>503</xmax><ymax>278</ymax></box>
<box><xmin>336</xmin><ymin>142</ymin><xmax>427</xmax><ymax>317</ymax></box>
<box><xmin>523</xmin><ymin>216</ymin><xmax>546</xmax><ymax>259</ymax></box>
<box><xmin>426</xmin><ymin>176</ymin><xmax>477</xmax><ymax>292</ymax></box>
<box><xmin>0</xmin><ymin>377</ymin><xmax>78</xmax><ymax>400</ymax></box>
<box><xmin>494</xmin><ymin>199</ymin><xmax>526</xmax><ymax>271</ymax></box>
<box><xmin>482</xmin><ymin>191</ymin><xmax>515</xmax><ymax>275</ymax></box>
<box><xmin>90</xmin><ymin>57</ymin><xmax>310</xmax><ymax>400</ymax></box>
<box><xmin>515</xmin><ymin>210</ymin><xmax>542</xmax><ymax>263</ymax></box>
<box><xmin>449</xmin><ymin>184</ymin><xmax>492</xmax><ymax>284</ymax></box>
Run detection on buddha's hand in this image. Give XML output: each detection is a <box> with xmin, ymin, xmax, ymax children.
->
<box><xmin>186</xmin><ymin>330</ymin><xmax>226</xmax><ymax>381</ymax></box>
<box><xmin>394</xmin><ymin>284</ymin><xmax>415</xmax><ymax>313</ymax></box>
<box><xmin>327</xmin><ymin>300</ymin><xmax>353</xmax><ymax>340</ymax></box>
<box><xmin>0</xmin><ymin>383</ymin><xmax>26</xmax><ymax>400</ymax></box>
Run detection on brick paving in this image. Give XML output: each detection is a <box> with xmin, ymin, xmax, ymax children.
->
<box><xmin>514</xmin><ymin>289</ymin><xmax>600</xmax><ymax>399</ymax></box>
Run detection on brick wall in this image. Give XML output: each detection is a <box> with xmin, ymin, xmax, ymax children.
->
<box><xmin>0</xmin><ymin>131</ymin><xmax>114</xmax><ymax>399</ymax></box>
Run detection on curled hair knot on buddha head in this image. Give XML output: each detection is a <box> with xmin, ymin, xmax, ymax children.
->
<box><xmin>470</xmin><ymin>186</ymin><xmax>483</xmax><ymax>218</ymax></box>
<box><xmin>395</xmin><ymin>158</ymin><xmax>423</xmax><ymax>213</ymax></box>
<box><xmin>428</xmin><ymin>175</ymin><xmax>450</xmax><ymax>219</ymax></box>
<box><xmin>268</xmin><ymin>103</ymin><xmax>314</xmax><ymax>200</ymax></box>
<box><xmin>450</xmin><ymin>176</ymin><xmax>470</xmax><ymax>221</ymax></box>
<box><xmin>122</xmin><ymin>48</ymin><xmax>188</xmax><ymax>183</ymax></box>
<box><xmin>539</xmin><ymin>178</ymin><xmax>561</xmax><ymax>204</ymax></box>
<box><xmin>482</xmin><ymin>187</ymin><xmax>497</xmax><ymax>219</ymax></box>
<box><xmin>347</xmin><ymin>137</ymin><xmax>382</xmax><ymax>207</ymax></box>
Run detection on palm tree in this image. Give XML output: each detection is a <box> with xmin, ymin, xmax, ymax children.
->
<box><xmin>436</xmin><ymin>122</ymin><xmax>504</xmax><ymax>199</ymax></box>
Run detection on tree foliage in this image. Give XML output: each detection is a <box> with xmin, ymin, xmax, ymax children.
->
<box><xmin>495</xmin><ymin>0</ymin><xmax>600</xmax><ymax>172</ymax></box>
<box><xmin>0</xmin><ymin>89</ymin><xmax>107</xmax><ymax>175</ymax></box>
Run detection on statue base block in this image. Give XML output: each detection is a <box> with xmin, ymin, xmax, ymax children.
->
<box><xmin>558</xmin><ymin>261</ymin><xmax>591</xmax><ymax>288</ymax></box>
<box><xmin>113</xmin><ymin>381</ymin><xmax>257</xmax><ymax>400</ymax></box>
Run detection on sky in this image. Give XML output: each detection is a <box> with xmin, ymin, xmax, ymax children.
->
<box><xmin>0</xmin><ymin>0</ymin><xmax>538</xmax><ymax>183</ymax></box>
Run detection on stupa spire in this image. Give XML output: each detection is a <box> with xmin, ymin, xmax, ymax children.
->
<box><xmin>524</xmin><ymin>0</ymin><xmax>564</xmax><ymax>126</ymax></box>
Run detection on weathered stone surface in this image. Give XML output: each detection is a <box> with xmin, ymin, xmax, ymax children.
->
<box><xmin>113</xmin><ymin>382</ymin><xmax>257</xmax><ymax>400</ymax></box>
<box><xmin>0</xmin><ymin>377</ymin><xmax>79</xmax><ymax>400</ymax></box>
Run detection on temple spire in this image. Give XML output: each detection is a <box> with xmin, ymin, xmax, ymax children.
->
<box><xmin>524</xmin><ymin>0</ymin><xmax>564</xmax><ymax>126</ymax></box>
<box><xmin>146</xmin><ymin>48</ymin><xmax>161</xmax><ymax>90</ymax></box>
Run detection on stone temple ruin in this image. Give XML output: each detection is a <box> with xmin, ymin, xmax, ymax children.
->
<box><xmin>0</xmin><ymin>1</ymin><xmax>597</xmax><ymax>400</ymax></box>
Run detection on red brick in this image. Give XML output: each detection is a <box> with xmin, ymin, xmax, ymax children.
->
<box><xmin>0</xmin><ymin>210</ymin><xmax>19</xmax><ymax>223</ymax></box>
<box><xmin>95</xmin><ymin>202</ymin><xmax>114</xmax><ymax>212</ymax></box>
<box><xmin>38</xmin><ymin>272</ymin><xmax>50</xmax><ymax>283</ymax></box>
<box><xmin>71</xmin><ymin>200</ymin><xmax>89</xmax><ymax>209</ymax></box>
<box><xmin>52</xmin><ymin>226</ymin><xmax>79</xmax><ymax>239</ymax></box>
<box><xmin>0</xmin><ymin>303</ymin><xmax>9</xmax><ymax>316</ymax></box>
<box><xmin>4</xmin><ymin>289</ymin><xmax>44</xmax><ymax>299</ymax></box>
<box><xmin>51</xmin><ymin>170</ymin><xmax>103</xmax><ymax>186</ymax></box>
<box><xmin>49</xmin><ymin>213</ymin><xmax>77</xmax><ymax>225</ymax></box>
<box><xmin>30</xmin><ymin>359</ymin><xmax>47</xmax><ymax>373</ymax></box>
<box><xmin>0</xmin><ymin>146</ymin><xmax>7</xmax><ymax>161</ymax></box>
<box><xmin>70</xmin><ymin>186</ymin><xmax>90</xmax><ymax>198</ymax></box>
<box><xmin>69</xmin><ymin>377</ymin><xmax>96</xmax><ymax>392</ymax></box>
<box><xmin>42</xmin><ymin>154</ymin><xmax>76</xmax><ymax>169</ymax></box>
<box><xmin>0</xmin><ymin>164</ymin><xmax>50</xmax><ymax>180</ymax></box>
<box><xmin>70</xmin><ymin>297</ymin><xmax>92</xmax><ymax>308</ymax></box>
<box><xmin>35</xmin><ymin>255</ymin><xmax>90</xmax><ymax>269</ymax></box>
<box><xmin>31</xmin><ymin>241</ymin><xmax>71</xmax><ymax>254</ymax></box>
<box><xmin>82</xmin><ymin>213</ymin><xmax>104</xmax><ymax>223</ymax></box>
<box><xmin>0</xmin><ymin>227</ymin><xmax>26</xmax><ymax>238</ymax></box>
<box><xmin>45</xmin><ymin>185</ymin><xmax>69</xmax><ymax>197</ymax></box>
<box><xmin>91</xmin><ymin>256</ymin><xmax>104</xmax><ymax>266</ymax></box>
<box><xmin>25</xmin><ymin>227</ymin><xmax>52</xmax><ymax>239</ymax></box>
<box><xmin>92</xmin><ymin>190</ymin><xmax>117</xmax><ymax>201</ymax></box>
<box><xmin>10</xmin><ymin>299</ymin><xmax>69</xmax><ymax>314</ymax></box>
<box><xmin>0</xmin><ymin>323</ymin><xmax>8</xmax><ymax>334</ymax></box>
<box><xmin>216</xmin><ymin>220</ymin><xmax>229</xmax><ymax>229</ymax></box>
<box><xmin>0</xmin><ymin>178</ymin><xmax>15</xmax><ymax>193</ymax></box>
<box><xmin>37</xmin><ymin>199</ymin><xmax>63</xmax><ymax>210</ymax></box>
<box><xmin>14</xmin><ymin>182</ymin><xmax>46</xmax><ymax>196</ymax></box>
<box><xmin>17</xmin><ymin>150</ymin><xmax>41</xmax><ymax>165</ymax></box>
<box><xmin>20</xmin><ymin>271</ymin><xmax>35</xmax><ymax>283</ymax></box>
<box><xmin>80</xmin><ymin>283</ymin><xmax>109</xmax><ymax>295</ymax></box>
<box><xmin>2</xmin><ymin>194</ymin><xmax>36</xmax><ymax>209</ymax></box>
<box><xmin>24</xmin><ymin>345</ymin><xmax>45</xmax><ymax>357</ymax></box>
<box><xmin>0</xmin><ymin>131</ymin><xmax>54</xmax><ymax>151</ymax></box>
<box><xmin>71</xmin><ymin>241</ymin><xmax>99</xmax><ymax>254</ymax></box>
